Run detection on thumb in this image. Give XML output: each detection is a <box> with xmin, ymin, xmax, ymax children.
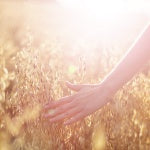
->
<box><xmin>65</xmin><ymin>81</ymin><xmax>85</xmax><ymax>92</ymax></box>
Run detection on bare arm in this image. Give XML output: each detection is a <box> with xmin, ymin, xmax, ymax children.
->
<box><xmin>44</xmin><ymin>23</ymin><xmax>150</xmax><ymax>125</ymax></box>
<box><xmin>102</xmin><ymin>23</ymin><xmax>150</xmax><ymax>93</ymax></box>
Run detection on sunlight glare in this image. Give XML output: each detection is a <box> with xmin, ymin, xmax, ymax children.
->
<box><xmin>57</xmin><ymin>0</ymin><xmax>126</xmax><ymax>20</ymax></box>
<box><xmin>57</xmin><ymin>0</ymin><xmax>150</xmax><ymax>19</ymax></box>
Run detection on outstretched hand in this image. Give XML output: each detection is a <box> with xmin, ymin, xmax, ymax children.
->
<box><xmin>44</xmin><ymin>82</ymin><xmax>112</xmax><ymax>125</ymax></box>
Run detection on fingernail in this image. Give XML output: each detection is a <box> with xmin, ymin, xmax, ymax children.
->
<box><xmin>66</xmin><ymin>81</ymin><xmax>71</xmax><ymax>85</ymax></box>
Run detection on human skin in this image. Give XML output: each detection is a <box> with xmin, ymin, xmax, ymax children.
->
<box><xmin>44</xmin><ymin>23</ymin><xmax>150</xmax><ymax>125</ymax></box>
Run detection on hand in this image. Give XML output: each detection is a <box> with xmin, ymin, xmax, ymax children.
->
<box><xmin>44</xmin><ymin>81</ymin><xmax>112</xmax><ymax>125</ymax></box>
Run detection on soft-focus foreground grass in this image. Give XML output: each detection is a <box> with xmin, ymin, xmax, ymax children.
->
<box><xmin>0</xmin><ymin>1</ymin><xmax>150</xmax><ymax>150</ymax></box>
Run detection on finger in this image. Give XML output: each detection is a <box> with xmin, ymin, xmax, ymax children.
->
<box><xmin>44</xmin><ymin>100</ymin><xmax>77</xmax><ymax>118</ymax></box>
<box><xmin>66</xmin><ymin>81</ymin><xmax>92</xmax><ymax>92</ymax></box>
<box><xmin>64</xmin><ymin>112</ymin><xmax>85</xmax><ymax>125</ymax></box>
<box><xmin>49</xmin><ymin>107</ymin><xmax>82</xmax><ymax>123</ymax></box>
<box><xmin>44</xmin><ymin>95</ymin><xmax>75</xmax><ymax>110</ymax></box>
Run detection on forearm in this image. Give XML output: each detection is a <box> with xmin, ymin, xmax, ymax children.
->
<box><xmin>102</xmin><ymin>23</ymin><xmax>150</xmax><ymax>93</ymax></box>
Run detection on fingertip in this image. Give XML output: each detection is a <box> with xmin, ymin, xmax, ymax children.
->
<box><xmin>65</xmin><ymin>81</ymin><xmax>72</xmax><ymax>86</ymax></box>
<box><xmin>66</xmin><ymin>81</ymin><xmax>79</xmax><ymax>91</ymax></box>
<box><xmin>44</xmin><ymin>103</ymin><xmax>53</xmax><ymax>109</ymax></box>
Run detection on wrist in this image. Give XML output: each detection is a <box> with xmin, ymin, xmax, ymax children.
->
<box><xmin>99</xmin><ymin>79</ymin><xmax>118</xmax><ymax>96</ymax></box>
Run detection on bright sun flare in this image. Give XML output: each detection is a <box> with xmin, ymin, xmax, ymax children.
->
<box><xmin>56</xmin><ymin>0</ymin><xmax>150</xmax><ymax>48</ymax></box>
<box><xmin>57</xmin><ymin>0</ymin><xmax>150</xmax><ymax>19</ymax></box>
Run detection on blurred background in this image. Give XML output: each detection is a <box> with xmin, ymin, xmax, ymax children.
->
<box><xmin>0</xmin><ymin>0</ymin><xmax>150</xmax><ymax>150</ymax></box>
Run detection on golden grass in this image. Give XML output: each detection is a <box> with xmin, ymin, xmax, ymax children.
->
<box><xmin>0</xmin><ymin>1</ymin><xmax>150</xmax><ymax>150</ymax></box>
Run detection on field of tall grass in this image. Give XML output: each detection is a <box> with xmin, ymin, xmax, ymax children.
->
<box><xmin>0</xmin><ymin>1</ymin><xmax>150</xmax><ymax>150</ymax></box>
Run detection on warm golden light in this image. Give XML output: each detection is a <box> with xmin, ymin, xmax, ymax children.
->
<box><xmin>57</xmin><ymin>0</ymin><xmax>150</xmax><ymax>18</ymax></box>
<box><xmin>0</xmin><ymin>1</ymin><xmax>150</xmax><ymax>150</ymax></box>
